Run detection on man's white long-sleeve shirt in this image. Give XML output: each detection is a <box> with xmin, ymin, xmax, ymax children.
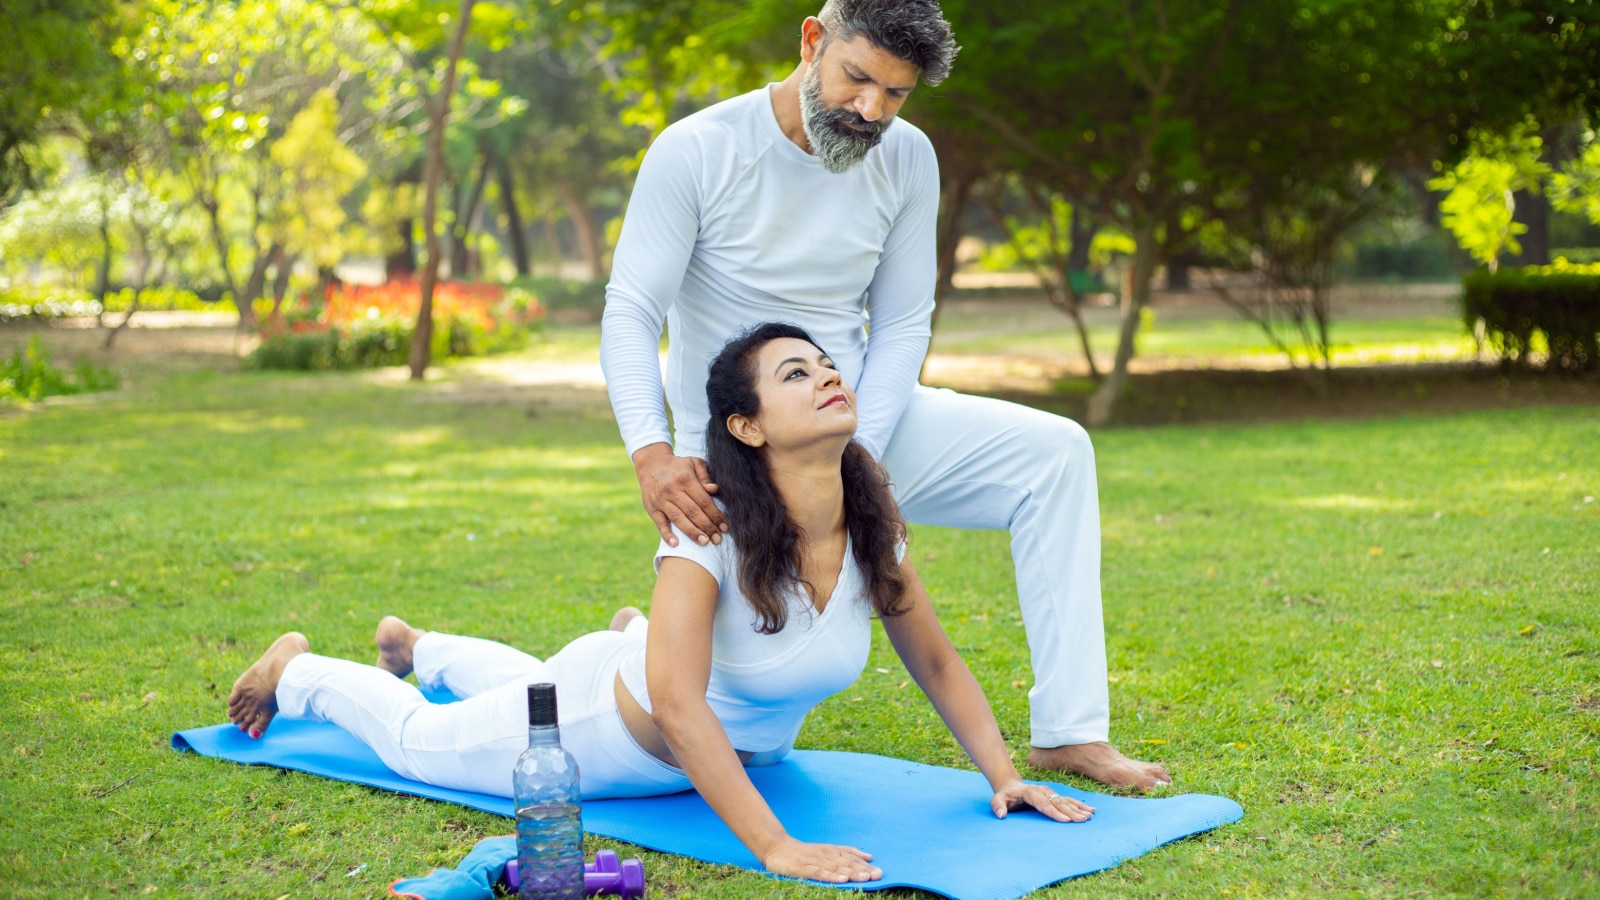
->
<box><xmin>600</xmin><ymin>85</ymin><xmax>939</xmax><ymax>460</ymax></box>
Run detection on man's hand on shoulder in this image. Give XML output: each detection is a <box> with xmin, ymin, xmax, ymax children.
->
<box><xmin>632</xmin><ymin>442</ymin><xmax>727</xmax><ymax>547</ymax></box>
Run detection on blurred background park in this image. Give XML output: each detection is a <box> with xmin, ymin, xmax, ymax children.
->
<box><xmin>2</xmin><ymin>1</ymin><xmax>1597</xmax><ymax>897</ymax></box>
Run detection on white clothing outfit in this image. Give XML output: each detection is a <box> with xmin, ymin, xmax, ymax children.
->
<box><xmin>276</xmin><ymin>621</ymin><xmax>689</xmax><ymax>800</ymax></box>
<box><xmin>620</xmin><ymin>527</ymin><xmax>881</xmax><ymax>752</ymax></box>
<box><xmin>599</xmin><ymin>87</ymin><xmax>1111</xmax><ymax>746</ymax></box>
<box><xmin>274</xmin><ymin>534</ymin><xmax>884</xmax><ymax>798</ymax></box>
<box><xmin>601</xmin><ymin>85</ymin><xmax>938</xmax><ymax>460</ymax></box>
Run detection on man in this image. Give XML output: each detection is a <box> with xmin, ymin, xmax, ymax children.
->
<box><xmin>600</xmin><ymin>0</ymin><xmax>1170</xmax><ymax>790</ymax></box>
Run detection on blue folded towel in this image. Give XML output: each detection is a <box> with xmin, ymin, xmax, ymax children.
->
<box><xmin>389</xmin><ymin>836</ymin><xmax>514</xmax><ymax>900</ymax></box>
<box><xmin>174</xmin><ymin>719</ymin><xmax>1242</xmax><ymax>900</ymax></box>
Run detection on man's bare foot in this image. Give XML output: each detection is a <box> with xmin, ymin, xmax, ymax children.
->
<box><xmin>226</xmin><ymin>632</ymin><xmax>309</xmax><ymax>739</ymax></box>
<box><xmin>610</xmin><ymin>606</ymin><xmax>644</xmax><ymax>632</ymax></box>
<box><xmin>375</xmin><ymin>615</ymin><xmax>425</xmax><ymax>677</ymax></box>
<box><xmin>1028</xmin><ymin>741</ymin><xmax>1173</xmax><ymax>791</ymax></box>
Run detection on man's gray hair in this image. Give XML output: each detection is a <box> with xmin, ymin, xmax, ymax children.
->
<box><xmin>817</xmin><ymin>0</ymin><xmax>960</xmax><ymax>86</ymax></box>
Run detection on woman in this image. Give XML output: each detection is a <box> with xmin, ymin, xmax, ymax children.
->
<box><xmin>226</xmin><ymin>323</ymin><xmax>1093</xmax><ymax>884</ymax></box>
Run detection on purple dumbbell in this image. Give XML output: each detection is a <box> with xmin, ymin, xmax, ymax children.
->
<box><xmin>504</xmin><ymin>849</ymin><xmax>646</xmax><ymax>898</ymax></box>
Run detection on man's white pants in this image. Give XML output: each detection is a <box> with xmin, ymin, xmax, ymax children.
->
<box><xmin>881</xmin><ymin>386</ymin><xmax>1109</xmax><ymax>748</ymax></box>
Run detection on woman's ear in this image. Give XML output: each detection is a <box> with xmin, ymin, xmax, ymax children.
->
<box><xmin>726</xmin><ymin>413</ymin><xmax>765</xmax><ymax>448</ymax></box>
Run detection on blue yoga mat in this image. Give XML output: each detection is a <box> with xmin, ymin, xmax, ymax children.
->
<box><xmin>173</xmin><ymin>719</ymin><xmax>1241</xmax><ymax>900</ymax></box>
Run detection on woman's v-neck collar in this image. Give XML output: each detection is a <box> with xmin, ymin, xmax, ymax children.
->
<box><xmin>808</xmin><ymin>533</ymin><xmax>853</xmax><ymax>617</ymax></box>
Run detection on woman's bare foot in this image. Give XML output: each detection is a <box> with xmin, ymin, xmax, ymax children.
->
<box><xmin>1028</xmin><ymin>741</ymin><xmax>1173</xmax><ymax>791</ymax></box>
<box><xmin>610</xmin><ymin>606</ymin><xmax>644</xmax><ymax>632</ymax></box>
<box><xmin>375</xmin><ymin>616</ymin><xmax>425</xmax><ymax>677</ymax></box>
<box><xmin>226</xmin><ymin>632</ymin><xmax>309</xmax><ymax>739</ymax></box>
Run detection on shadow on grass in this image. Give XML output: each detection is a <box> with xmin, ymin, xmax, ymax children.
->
<box><xmin>1009</xmin><ymin>362</ymin><xmax>1600</xmax><ymax>428</ymax></box>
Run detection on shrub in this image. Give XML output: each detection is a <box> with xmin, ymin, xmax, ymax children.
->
<box><xmin>254</xmin><ymin>278</ymin><xmax>544</xmax><ymax>371</ymax></box>
<box><xmin>343</xmin><ymin>316</ymin><xmax>411</xmax><ymax>368</ymax></box>
<box><xmin>1552</xmin><ymin>247</ymin><xmax>1600</xmax><ymax>265</ymax></box>
<box><xmin>250</xmin><ymin>312</ymin><xmax>532</xmax><ymax>372</ymax></box>
<box><xmin>251</xmin><ymin>329</ymin><xmax>343</xmax><ymax>372</ymax></box>
<box><xmin>1348</xmin><ymin>238</ymin><xmax>1456</xmax><ymax>281</ymax></box>
<box><xmin>1461</xmin><ymin>262</ymin><xmax>1600</xmax><ymax>372</ymax></box>
<box><xmin>0</xmin><ymin>286</ymin><xmax>103</xmax><ymax>321</ymax></box>
<box><xmin>506</xmin><ymin>277</ymin><xmax>606</xmax><ymax>313</ymax></box>
<box><xmin>0</xmin><ymin>336</ymin><xmax>121</xmax><ymax>403</ymax></box>
<box><xmin>0</xmin><ymin>284</ymin><xmax>231</xmax><ymax>320</ymax></box>
<box><xmin>102</xmin><ymin>285</ymin><xmax>228</xmax><ymax>313</ymax></box>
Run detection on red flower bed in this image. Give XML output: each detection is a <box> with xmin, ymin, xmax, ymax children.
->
<box><xmin>320</xmin><ymin>279</ymin><xmax>540</xmax><ymax>330</ymax></box>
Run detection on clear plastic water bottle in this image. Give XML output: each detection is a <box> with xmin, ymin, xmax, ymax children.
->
<box><xmin>513</xmin><ymin>683</ymin><xmax>584</xmax><ymax>900</ymax></box>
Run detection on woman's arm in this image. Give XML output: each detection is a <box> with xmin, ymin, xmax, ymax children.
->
<box><xmin>646</xmin><ymin>558</ymin><xmax>882</xmax><ymax>882</ymax></box>
<box><xmin>880</xmin><ymin>560</ymin><xmax>1095</xmax><ymax>823</ymax></box>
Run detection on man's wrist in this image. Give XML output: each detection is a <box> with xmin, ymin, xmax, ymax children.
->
<box><xmin>630</xmin><ymin>441</ymin><xmax>674</xmax><ymax>472</ymax></box>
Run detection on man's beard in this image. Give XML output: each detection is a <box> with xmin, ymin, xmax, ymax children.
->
<box><xmin>799</xmin><ymin>63</ymin><xmax>889</xmax><ymax>174</ymax></box>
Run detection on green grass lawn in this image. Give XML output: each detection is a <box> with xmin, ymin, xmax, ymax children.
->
<box><xmin>934</xmin><ymin>312</ymin><xmax>1478</xmax><ymax>366</ymax></box>
<box><xmin>2</xmin><ymin>358</ymin><xmax>1597</xmax><ymax>897</ymax></box>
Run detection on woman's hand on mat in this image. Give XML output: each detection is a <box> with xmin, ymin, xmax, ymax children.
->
<box><xmin>762</xmin><ymin>837</ymin><xmax>881</xmax><ymax>883</ymax></box>
<box><xmin>632</xmin><ymin>443</ymin><xmax>725</xmax><ymax>547</ymax></box>
<box><xmin>991</xmin><ymin>780</ymin><xmax>1095</xmax><ymax>823</ymax></box>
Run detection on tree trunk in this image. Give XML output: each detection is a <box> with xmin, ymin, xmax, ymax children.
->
<box><xmin>408</xmin><ymin>0</ymin><xmax>477</xmax><ymax>381</ymax></box>
<box><xmin>1166</xmin><ymin>252</ymin><xmax>1192</xmax><ymax>290</ymax></box>
<box><xmin>919</xmin><ymin>172</ymin><xmax>975</xmax><ymax>381</ymax></box>
<box><xmin>1067</xmin><ymin>205</ymin><xmax>1094</xmax><ymax>273</ymax></box>
<box><xmin>495</xmin><ymin>155</ymin><xmax>530</xmax><ymax>277</ymax></box>
<box><xmin>560</xmin><ymin>186</ymin><xmax>604</xmax><ymax>280</ymax></box>
<box><xmin>387</xmin><ymin>219</ymin><xmax>417</xmax><ymax>279</ymax></box>
<box><xmin>240</xmin><ymin>241</ymin><xmax>282</xmax><ymax>329</ymax></box>
<box><xmin>105</xmin><ymin>240</ymin><xmax>146</xmax><ymax>352</ymax></box>
<box><xmin>1064</xmin><ymin>206</ymin><xmax>1101</xmax><ymax>379</ymax></box>
<box><xmin>268</xmin><ymin>248</ymin><xmax>295</xmax><ymax>324</ymax></box>
<box><xmin>199</xmin><ymin>197</ymin><xmax>252</xmax><ymax>329</ymax></box>
<box><xmin>1065</xmin><ymin>302</ymin><xmax>1100</xmax><ymax>380</ymax></box>
<box><xmin>934</xmin><ymin>174</ymin><xmax>973</xmax><ymax>304</ymax></box>
<box><xmin>541</xmin><ymin>214</ymin><xmax>563</xmax><ymax>276</ymax></box>
<box><xmin>451</xmin><ymin>155</ymin><xmax>492</xmax><ymax>278</ymax></box>
<box><xmin>1086</xmin><ymin>223</ymin><xmax>1156</xmax><ymax>426</ymax></box>
<box><xmin>1509</xmin><ymin>187</ymin><xmax>1550</xmax><ymax>267</ymax></box>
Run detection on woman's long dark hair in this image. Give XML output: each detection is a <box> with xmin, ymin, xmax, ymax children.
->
<box><xmin>705</xmin><ymin>322</ymin><xmax>908</xmax><ymax>634</ymax></box>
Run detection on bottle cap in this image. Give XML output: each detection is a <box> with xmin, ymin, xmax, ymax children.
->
<box><xmin>527</xmin><ymin>683</ymin><xmax>558</xmax><ymax>726</ymax></box>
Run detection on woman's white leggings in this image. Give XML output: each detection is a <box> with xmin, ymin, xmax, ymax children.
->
<box><xmin>274</xmin><ymin>619</ymin><xmax>694</xmax><ymax>800</ymax></box>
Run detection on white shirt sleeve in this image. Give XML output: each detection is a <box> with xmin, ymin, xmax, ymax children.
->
<box><xmin>852</xmin><ymin>136</ymin><xmax>939</xmax><ymax>458</ymax></box>
<box><xmin>654</xmin><ymin>524</ymin><xmax>729</xmax><ymax>583</ymax></box>
<box><xmin>600</xmin><ymin>126</ymin><xmax>702</xmax><ymax>459</ymax></box>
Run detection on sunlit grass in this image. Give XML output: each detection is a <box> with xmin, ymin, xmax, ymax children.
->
<box><xmin>935</xmin><ymin>313</ymin><xmax>1478</xmax><ymax>365</ymax></box>
<box><xmin>1</xmin><ymin>360</ymin><xmax>1596</xmax><ymax>897</ymax></box>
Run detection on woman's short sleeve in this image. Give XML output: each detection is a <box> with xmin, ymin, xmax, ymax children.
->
<box><xmin>654</xmin><ymin>525</ymin><xmax>729</xmax><ymax>584</ymax></box>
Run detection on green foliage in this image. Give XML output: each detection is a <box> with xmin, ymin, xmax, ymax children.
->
<box><xmin>268</xmin><ymin>89</ymin><xmax>370</xmax><ymax>269</ymax></box>
<box><xmin>0</xmin><ymin>336</ymin><xmax>120</xmax><ymax>402</ymax></box>
<box><xmin>1346</xmin><ymin>238</ymin><xmax>1457</xmax><ymax>281</ymax></box>
<box><xmin>1429</xmin><ymin>128</ymin><xmax>1551</xmax><ymax>270</ymax></box>
<box><xmin>0</xmin><ymin>284</ymin><xmax>228</xmax><ymax>319</ymax></box>
<box><xmin>0</xmin><ymin>285</ymin><xmax>104</xmax><ymax>321</ymax></box>
<box><xmin>979</xmin><ymin>191</ymin><xmax>1129</xmax><ymax>276</ymax></box>
<box><xmin>1461</xmin><ymin>262</ymin><xmax>1600</xmax><ymax>371</ymax></box>
<box><xmin>0</xmin><ymin>176</ymin><xmax>109</xmax><ymax>290</ymax></box>
<box><xmin>251</xmin><ymin>314</ymin><xmax>530</xmax><ymax>371</ymax></box>
<box><xmin>0</xmin><ymin>0</ymin><xmax>120</xmax><ymax>198</ymax></box>
<box><xmin>1550</xmin><ymin>128</ymin><xmax>1600</xmax><ymax>228</ymax></box>
<box><xmin>507</xmin><ymin>277</ymin><xmax>607</xmax><ymax>312</ymax></box>
<box><xmin>102</xmin><ymin>284</ymin><xmax>228</xmax><ymax>313</ymax></box>
<box><xmin>1553</xmin><ymin>247</ymin><xmax>1600</xmax><ymax>264</ymax></box>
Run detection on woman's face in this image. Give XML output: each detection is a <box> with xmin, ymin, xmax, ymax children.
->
<box><xmin>737</xmin><ymin>337</ymin><xmax>857</xmax><ymax>451</ymax></box>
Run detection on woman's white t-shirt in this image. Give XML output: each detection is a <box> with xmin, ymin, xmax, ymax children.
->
<box><xmin>614</xmin><ymin>525</ymin><xmax>886</xmax><ymax>753</ymax></box>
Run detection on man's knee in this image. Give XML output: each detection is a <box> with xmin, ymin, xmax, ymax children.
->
<box><xmin>1017</xmin><ymin>412</ymin><xmax>1095</xmax><ymax>477</ymax></box>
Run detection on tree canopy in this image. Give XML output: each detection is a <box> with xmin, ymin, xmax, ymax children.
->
<box><xmin>5</xmin><ymin>0</ymin><xmax>1600</xmax><ymax>390</ymax></box>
